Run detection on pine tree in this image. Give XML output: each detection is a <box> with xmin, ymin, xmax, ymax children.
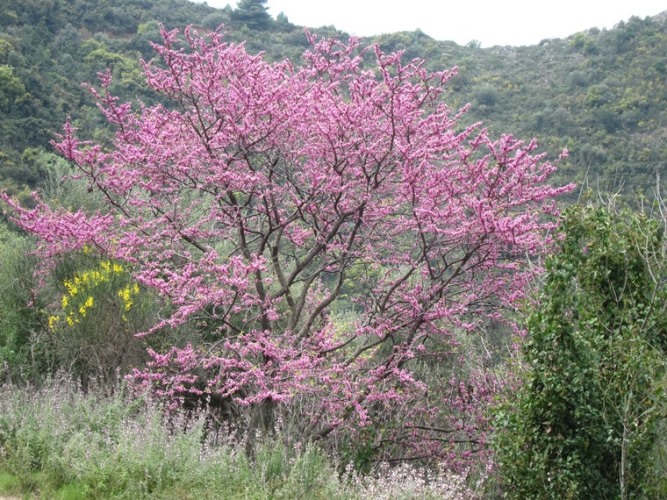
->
<box><xmin>231</xmin><ymin>0</ymin><xmax>271</xmax><ymax>30</ymax></box>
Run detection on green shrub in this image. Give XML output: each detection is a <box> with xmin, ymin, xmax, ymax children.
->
<box><xmin>0</xmin><ymin>224</ymin><xmax>49</xmax><ymax>383</ymax></box>
<box><xmin>494</xmin><ymin>205</ymin><xmax>667</xmax><ymax>498</ymax></box>
<box><xmin>47</xmin><ymin>255</ymin><xmax>154</xmax><ymax>387</ymax></box>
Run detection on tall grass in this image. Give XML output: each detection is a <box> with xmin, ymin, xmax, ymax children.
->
<box><xmin>0</xmin><ymin>377</ymin><xmax>478</xmax><ymax>499</ymax></box>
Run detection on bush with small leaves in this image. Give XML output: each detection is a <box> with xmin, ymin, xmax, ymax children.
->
<box><xmin>494</xmin><ymin>205</ymin><xmax>667</xmax><ymax>498</ymax></box>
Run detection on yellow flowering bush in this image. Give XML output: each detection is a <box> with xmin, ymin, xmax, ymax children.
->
<box><xmin>45</xmin><ymin>255</ymin><xmax>154</xmax><ymax>386</ymax></box>
<box><xmin>48</xmin><ymin>260</ymin><xmax>141</xmax><ymax>330</ymax></box>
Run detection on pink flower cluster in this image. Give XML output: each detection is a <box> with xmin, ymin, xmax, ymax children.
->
<box><xmin>5</xmin><ymin>26</ymin><xmax>573</xmax><ymax>466</ymax></box>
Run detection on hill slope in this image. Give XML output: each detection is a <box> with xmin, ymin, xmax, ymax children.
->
<box><xmin>1</xmin><ymin>0</ymin><xmax>665</xmax><ymax>198</ymax></box>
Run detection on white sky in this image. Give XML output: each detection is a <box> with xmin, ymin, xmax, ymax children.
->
<box><xmin>196</xmin><ymin>0</ymin><xmax>667</xmax><ymax>47</ymax></box>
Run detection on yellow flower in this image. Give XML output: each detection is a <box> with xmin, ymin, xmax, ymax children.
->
<box><xmin>58</xmin><ymin>260</ymin><xmax>139</xmax><ymax>326</ymax></box>
<box><xmin>48</xmin><ymin>316</ymin><xmax>59</xmax><ymax>329</ymax></box>
<box><xmin>118</xmin><ymin>286</ymin><xmax>133</xmax><ymax>311</ymax></box>
<box><xmin>64</xmin><ymin>280</ymin><xmax>78</xmax><ymax>297</ymax></box>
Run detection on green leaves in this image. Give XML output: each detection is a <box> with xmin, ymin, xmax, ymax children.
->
<box><xmin>495</xmin><ymin>205</ymin><xmax>667</xmax><ymax>498</ymax></box>
<box><xmin>0</xmin><ymin>65</ymin><xmax>29</xmax><ymax>113</ymax></box>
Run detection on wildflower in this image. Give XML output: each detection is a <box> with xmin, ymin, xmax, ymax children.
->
<box><xmin>64</xmin><ymin>280</ymin><xmax>78</xmax><ymax>297</ymax></box>
<box><xmin>48</xmin><ymin>315</ymin><xmax>59</xmax><ymax>329</ymax></box>
<box><xmin>118</xmin><ymin>286</ymin><xmax>133</xmax><ymax>311</ymax></box>
<box><xmin>54</xmin><ymin>259</ymin><xmax>139</xmax><ymax>327</ymax></box>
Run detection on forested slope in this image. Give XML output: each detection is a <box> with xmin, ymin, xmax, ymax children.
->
<box><xmin>1</xmin><ymin>0</ymin><xmax>665</xmax><ymax>198</ymax></box>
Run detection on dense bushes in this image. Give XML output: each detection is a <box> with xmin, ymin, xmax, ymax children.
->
<box><xmin>494</xmin><ymin>205</ymin><xmax>667</xmax><ymax>498</ymax></box>
<box><xmin>0</xmin><ymin>226</ymin><xmax>46</xmax><ymax>383</ymax></box>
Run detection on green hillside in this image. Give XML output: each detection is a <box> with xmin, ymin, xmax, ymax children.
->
<box><xmin>374</xmin><ymin>14</ymin><xmax>667</xmax><ymax>197</ymax></box>
<box><xmin>1</xmin><ymin>0</ymin><xmax>666</xmax><ymax>199</ymax></box>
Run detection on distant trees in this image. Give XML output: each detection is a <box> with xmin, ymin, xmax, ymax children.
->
<box><xmin>2</xmin><ymin>0</ymin><xmax>667</xmax><ymax>198</ymax></box>
<box><xmin>231</xmin><ymin>0</ymin><xmax>272</xmax><ymax>30</ymax></box>
<box><xmin>474</xmin><ymin>84</ymin><xmax>498</xmax><ymax>108</ymax></box>
<box><xmin>0</xmin><ymin>65</ymin><xmax>28</xmax><ymax>113</ymax></box>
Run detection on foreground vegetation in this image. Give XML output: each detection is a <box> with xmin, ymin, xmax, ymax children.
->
<box><xmin>0</xmin><ymin>377</ymin><xmax>478</xmax><ymax>499</ymax></box>
<box><xmin>495</xmin><ymin>205</ymin><xmax>667</xmax><ymax>498</ymax></box>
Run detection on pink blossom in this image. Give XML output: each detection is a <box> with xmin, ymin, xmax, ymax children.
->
<box><xmin>4</xmin><ymin>26</ymin><xmax>573</xmax><ymax>469</ymax></box>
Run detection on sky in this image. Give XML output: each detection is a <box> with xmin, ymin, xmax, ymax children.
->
<box><xmin>195</xmin><ymin>0</ymin><xmax>667</xmax><ymax>47</ymax></box>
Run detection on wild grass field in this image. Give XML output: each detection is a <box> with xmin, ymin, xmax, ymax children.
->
<box><xmin>0</xmin><ymin>377</ymin><xmax>482</xmax><ymax>499</ymax></box>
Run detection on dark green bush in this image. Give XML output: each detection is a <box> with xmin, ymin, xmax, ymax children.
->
<box><xmin>494</xmin><ymin>205</ymin><xmax>667</xmax><ymax>499</ymax></box>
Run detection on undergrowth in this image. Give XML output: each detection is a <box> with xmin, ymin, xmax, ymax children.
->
<box><xmin>0</xmin><ymin>377</ymin><xmax>480</xmax><ymax>499</ymax></box>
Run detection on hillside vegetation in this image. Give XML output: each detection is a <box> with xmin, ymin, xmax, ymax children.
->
<box><xmin>0</xmin><ymin>0</ymin><xmax>666</xmax><ymax>199</ymax></box>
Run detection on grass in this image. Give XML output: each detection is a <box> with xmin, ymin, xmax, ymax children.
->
<box><xmin>0</xmin><ymin>377</ymin><xmax>477</xmax><ymax>499</ymax></box>
<box><xmin>0</xmin><ymin>469</ymin><xmax>21</xmax><ymax>495</ymax></box>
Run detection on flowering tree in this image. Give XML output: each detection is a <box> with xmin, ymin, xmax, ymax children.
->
<box><xmin>4</xmin><ymin>27</ymin><xmax>572</xmax><ymax>466</ymax></box>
